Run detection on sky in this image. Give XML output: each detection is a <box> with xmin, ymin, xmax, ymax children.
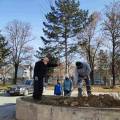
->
<box><xmin>0</xmin><ymin>0</ymin><xmax>113</xmax><ymax>56</ymax></box>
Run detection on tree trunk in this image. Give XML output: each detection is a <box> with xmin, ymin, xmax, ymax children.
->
<box><xmin>90</xmin><ymin>68</ymin><xmax>94</xmax><ymax>85</ymax></box>
<box><xmin>88</xmin><ymin>37</ymin><xmax>95</xmax><ymax>84</ymax></box>
<box><xmin>30</xmin><ymin>65</ymin><xmax>33</xmax><ymax>79</ymax></box>
<box><xmin>64</xmin><ymin>19</ymin><xmax>68</xmax><ymax>74</ymax></box>
<box><xmin>112</xmin><ymin>42</ymin><xmax>115</xmax><ymax>87</ymax></box>
<box><xmin>65</xmin><ymin>37</ymin><xmax>68</xmax><ymax>74</ymax></box>
<box><xmin>13</xmin><ymin>63</ymin><xmax>18</xmax><ymax>84</ymax></box>
<box><xmin>2</xmin><ymin>77</ymin><xmax>5</xmax><ymax>86</ymax></box>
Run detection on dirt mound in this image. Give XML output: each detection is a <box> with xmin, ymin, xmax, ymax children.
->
<box><xmin>23</xmin><ymin>94</ymin><xmax>120</xmax><ymax>108</ymax></box>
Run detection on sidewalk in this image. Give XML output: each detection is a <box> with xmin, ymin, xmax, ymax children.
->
<box><xmin>43</xmin><ymin>89</ymin><xmax>120</xmax><ymax>99</ymax></box>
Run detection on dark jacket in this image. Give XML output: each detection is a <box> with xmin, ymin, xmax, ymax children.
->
<box><xmin>33</xmin><ymin>60</ymin><xmax>58</xmax><ymax>79</ymax></box>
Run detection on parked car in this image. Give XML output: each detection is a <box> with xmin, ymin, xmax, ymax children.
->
<box><xmin>7</xmin><ymin>79</ymin><xmax>33</xmax><ymax>96</ymax></box>
<box><xmin>94</xmin><ymin>79</ymin><xmax>104</xmax><ymax>85</ymax></box>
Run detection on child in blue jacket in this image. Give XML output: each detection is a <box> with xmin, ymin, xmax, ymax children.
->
<box><xmin>54</xmin><ymin>80</ymin><xmax>62</xmax><ymax>96</ymax></box>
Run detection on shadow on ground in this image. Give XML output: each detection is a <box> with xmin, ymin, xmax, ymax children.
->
<box><xmin>0</xmin><ymin>103</ymin><xmax>16</xmax><ymax>120</ymax></box>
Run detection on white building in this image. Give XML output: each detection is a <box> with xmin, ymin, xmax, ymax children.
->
<box><xmin>0</xmin><ymin>64</ymin><xmax>33</xmax><ymax>81</ymax></box>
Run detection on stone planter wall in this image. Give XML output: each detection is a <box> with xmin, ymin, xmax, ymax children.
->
<box><xmin>16</xmin><ymin>98</ymin><xmax>120</xmax><ymax>120</ymax></box>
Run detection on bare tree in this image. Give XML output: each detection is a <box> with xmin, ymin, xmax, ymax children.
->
<box><xmin>103</xmin><ymin>1</ymin><xmax>120</xmax><ymax>87</ymax></box>
<box><xmin>77</xmin><ymin>12</ymin><xmax>102</xmax><ymax>84</ymax></box>
<box><xmin>6</xmin><ymin>20</ymin><xmax>34</xmax><ymax>84</ymax></box>
<box><xmin>115</xmin><ymin>51</ymin><xmax>120</xmax><ymax>83</ymax></box>
<box><xmin>67</xmin><ymin>53</ymin><xmax>75</xmax><ymax>75</ymax></box>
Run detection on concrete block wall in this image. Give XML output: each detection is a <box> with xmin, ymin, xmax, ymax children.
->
<box><xmin>16</xmin><ymin>98</ymin><xmax>120</xmax><ymax>120</ymax></box>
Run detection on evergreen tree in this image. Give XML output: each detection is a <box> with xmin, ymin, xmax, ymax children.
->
<box><xmin>36</xmin><ymin>46</ymin><xmax>59</xmax><ymax>61</ymax></box>
<box><xmin>0</xmin><ymin>33</ymin><xmax>10</xmax><ymax>66</ymax></box>
<box><xmin>97</xmin><ymin>50</ymin><xmax>110</xmax><ymax>86</ymax></box>
<box><xmin>41</xmin><ymin>0</ymin><xmax>91</xmax><ymax>74</ymax></box>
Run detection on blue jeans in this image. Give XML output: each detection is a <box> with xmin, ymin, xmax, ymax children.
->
<box><xmin>78</xmin><ymin>77</ymin><xmax>91</xmax><ymax>97</ymax></box>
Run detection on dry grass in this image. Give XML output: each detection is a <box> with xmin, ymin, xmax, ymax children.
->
<box><xmin>91</xmin><ymin>85</ymin><xmax>120</xmax><ymax>92</ymax></box>
<box><xmin>0</xmin><ymin>84</ymin><xmax>12</xmax><ymax>90</ymax></box>
<box><xmin>47</xmin><ymin>85</ymin><xmax>120</xmax><ymax>92</ymax></box>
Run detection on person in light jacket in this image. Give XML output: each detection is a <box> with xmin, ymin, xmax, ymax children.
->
<box><xmin>74</xmin><ymin>61</ymin><xmax>91</xmax><ymax>97</ymax></box>
<box><xmin>63</xmin><ymin>75</ymin><xmax>72</xmax><ymax>96</ymax></box>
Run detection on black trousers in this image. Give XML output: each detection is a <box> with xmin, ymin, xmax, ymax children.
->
<box><xmin>33</xmin><ymin>78</ymin><xmax>43</xmax><ymax>100</ymax></box>
<box><xmin>64</xmin><ymin>90</ymin><xmax>71</xmax><ymax>96</ymax></box>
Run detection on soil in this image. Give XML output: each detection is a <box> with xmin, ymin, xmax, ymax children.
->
<box><xmin>22</xmin><ymin>94</ymin><xmax>120</xmax><ymax>108</ymax></box>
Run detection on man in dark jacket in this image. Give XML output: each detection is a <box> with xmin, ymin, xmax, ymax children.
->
<box><xmin>33</xmin><ymin>56</ymin><xmax>59</xmax><ymax>100</ymax></box>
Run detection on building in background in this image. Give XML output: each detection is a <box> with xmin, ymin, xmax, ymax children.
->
<box><xmin>0</xmin><ymin>64</ymin><xmax>33</xmax><ymax>83</ymax></box>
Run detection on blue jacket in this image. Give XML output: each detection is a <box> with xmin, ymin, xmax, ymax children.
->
<box><xmin>54</xmin><ymin>83</ymin><xmax>62</xmax><ymax>95</ymax></box>
<box><xmin>63</xmin><ymin>78</ymin><xmax>72</xmax><ymax>91</ymax></box>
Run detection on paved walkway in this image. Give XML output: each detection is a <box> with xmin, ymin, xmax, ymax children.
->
<box><xmin>0</xmin><ymin>104</ymin><xmax>16</xmax><ymax>120</ymax></box>
<box><xmin>0</xmin><ymin>94</ymin><xmax>20</xmax><ymax>120</ymax></box>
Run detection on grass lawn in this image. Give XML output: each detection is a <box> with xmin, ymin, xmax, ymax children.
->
<box><xmin>0</xmin><ymin>84</ymin><xmax>13</xmax><ymax>91</ymax></box>
<box><xmin>47</xmin><ymin>85</ymin><xmax>120</xmax><ymax>92</ymax></box>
